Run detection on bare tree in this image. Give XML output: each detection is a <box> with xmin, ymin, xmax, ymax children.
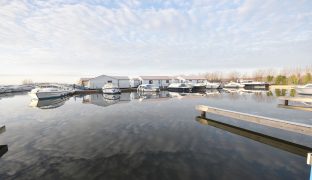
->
<box><xmin>22</xmin><ymin>79</ymin><xmax>33</xmax><ymax>85</ymax></box>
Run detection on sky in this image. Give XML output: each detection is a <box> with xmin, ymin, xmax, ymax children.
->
<box><xmin>0</xmin><ymin>0</ymin><xmax>312</xmax><ymax>84</ymax></box>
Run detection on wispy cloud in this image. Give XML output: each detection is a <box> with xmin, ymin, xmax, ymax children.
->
<box><xmin>0</xmin><ymin>0</ymin><xmax>311</xmax><ymax>83</ymax></box>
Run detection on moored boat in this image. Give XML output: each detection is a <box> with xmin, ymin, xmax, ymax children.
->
<box><xmin>224</xmin><ymin>82</ymin><xmax>245</xmax><ymax>88</ymax></box>
<box><xmin>205</xmin><ymin>82</ymin><xmax>221</xmax><ymax>89</ymax></box>
<box><xmin>29</xmin><ymin>85</ymin><xmax>73</xmax><ymax>99</ymax></box>
<box><xmin>168</xmin><ymin>83</ymin><xmax>193</xmax><ymax>93</ymax></box>
<box><xmin>137</xmin><ymin>84</ymin><xmax>160</xmax><ymax>92</ymax></box>
<box><xmin>238</xmin><ymin>80</ymin><xmax>269</xmax><ymax>89</ymax></box>
<box><xmin>295</xmin><ymin>84</ymin><xmax>312</xmax><ymax>95</ymax></box>
<box><xmin>192</xmin><ymin>83</ymin><xmax>206</xmax><ymax>92</ymax></box>
<box><xmin>102</xmin><ymin>83</ymin><xmax>121</xmax><ymax>94</ymax></box>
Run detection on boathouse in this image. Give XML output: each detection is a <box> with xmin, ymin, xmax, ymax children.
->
<box><xmin>138</xmin><ymin>76</ymin><xmax>172</xmax><ymax>88</ymax></box>
<box><xmin>87</xmin><ymin>75</ymin><xmax>130</xmax><ymax>89</ymax></box>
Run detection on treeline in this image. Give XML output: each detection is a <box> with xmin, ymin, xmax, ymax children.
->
<box><xmin>203</xmin><ymin>65</ymin><xmax>312</xmax><ymax>85</ymax></box>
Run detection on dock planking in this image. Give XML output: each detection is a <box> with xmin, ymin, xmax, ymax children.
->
<box><xmin>278</xmin><ymin>104</ymin><xmax>312</xmax><ymax>112</ymax></box>
<box><xmin>196</xmin><ymin>105</ymin><xmax>312</xmax><ymax>136</ymax></box>
<box><xmin>278</xmin><ymin>96</ymin><xmax>312</xmax><ymax>106</ymax></box>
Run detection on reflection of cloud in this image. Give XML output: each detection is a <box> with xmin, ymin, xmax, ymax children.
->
<box><xmin>0</xmin><ymin>0</ymin><xmax>312</xmax><ymax>83</ymax></box>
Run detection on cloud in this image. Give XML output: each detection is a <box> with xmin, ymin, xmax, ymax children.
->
<box><xmin>0</xmin><ymin>0</ymin><xmax>311</xmax><ymax>83</ymax></box>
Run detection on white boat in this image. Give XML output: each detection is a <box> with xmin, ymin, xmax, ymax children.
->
<box><xmin>168</xmin><ymin>83</ymin><xmax>193</xmax><ymax>93</ymax></box>
<box><xmin>238</xmin><ymin>80</ymin><xmax>269</xmax><ymax>89</ymax></box>
<box><xmin>296</xmin><ymin>84</ymin><xmax>312</xmax><ymax>95</ymax></box>
<box><xmin>29</xmin><ymin>85</ymin><xmax>73</xmax><ymax>99</ymax></box>
<box><xmin>205</xmin><ymin>82</ymin><xmax>221</xmax><ymax>89</ymax></box>
<box><xmin>224</xmin><ymin>82</ymin><xmax>245</xmax><ymax>88</ymax></box>
<box><xmin>137</xmin><ymin>84</ymin><xmax>160</xmax><ymax>92</ymax></box>
<box><xmin>192</xmin><ymin>83</ymin><xmax>206</xmax><ymax>92</ymax></box>
<box><xmin>102</xmin><ymin>83</ymin><xmax>121</xmax><ymax>94</ymax></box>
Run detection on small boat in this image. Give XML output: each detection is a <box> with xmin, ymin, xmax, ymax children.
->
<box><xmin>102</xmin><ymin>83</ymin><xmax>121</xmax><ymax>94</ymax></box>
<box><xmin>168</xmin><ymin>83</ymin><xmax>193</xmax><ymax>93</ymax></box>
<box><xmin>29</xmin><ymin>85</ymin><xmax>73</xmax><ymax>99</ymax></box>
<box><xmin>296</xmin><ymin>84</ymin><xmax>312</xmax><ymax>95</ymax></box>
<box><xmin>205</xmin><ymin>82</ymin><xmax>221</xmax><ymax>89</ymax></box>
<box><xmin>224</xmin><ymin>82</ymin><xmax>245</xmax><ymax>88</ymax></box>
<box><xmin>137</xmin><ymin>84</ymin><xmax>160</xmax><ymax>92</ymax></box>
<box><xmin>238</xmin><ymin>80</ymin><xmax>269</xmax><ymax>89</ymax></box>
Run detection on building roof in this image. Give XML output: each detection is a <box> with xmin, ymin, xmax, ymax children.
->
<box><xmin>179</xmin><ymin>75</ymin><xmax>207</xmax><ymax>80</ymax></box>
<box><xmin>139</xmin><ymin>76</ymin><xmax>172</xmax><ymax>80</ymax></box>
<box><xmin>94</xmin><ymin>75</ymin><xmax>130</xmax><ymax>80</ymax></box>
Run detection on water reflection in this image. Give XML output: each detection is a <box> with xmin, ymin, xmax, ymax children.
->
<box><xmin>0</xmin><ymin>92</ymin><xmax>27</xmax><ymax>100</ymax></box>
<box><xmin>196</xmin><ymin>117</ymin><xmax>312</xmax><ymax>157</ymax></box>
<box><xmin>29</xmin><ymin>97</ymin><xmax>70</xmax><ymax>109</ymax></box>
<box><xmin>28</xmin><ymin>89</ymin><xmax>306</xmax><ymax>110</ymax></box>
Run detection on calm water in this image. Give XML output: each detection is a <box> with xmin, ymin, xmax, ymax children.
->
<box><xmin>0</xmin><ymin>89</ymin><xmax>311</xmax><ymax>180</ymax></box>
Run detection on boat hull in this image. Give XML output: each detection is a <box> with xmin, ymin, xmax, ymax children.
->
<box><xmin>192</xmin><ymin>86</ymin><xmax>206</xmax><ymax>92</ymax></box>
<box><xmin>29</xmin><ymin>91</ymin><xmax>70</xmax><ymax>99</ymax></box>
<box><xmin>168</xmin><ymin>88</ymin><xmax>193</xmax><ymax>93</ymax></box>
<box><xmin>296</xmin><ymin>87</ymin><xmax>312</xmax><ymax>95</ymax></box>
<box><xmin>102</xmin><ymin>88</ymin><xmax>121</xmax><ymax>94</ymax></box>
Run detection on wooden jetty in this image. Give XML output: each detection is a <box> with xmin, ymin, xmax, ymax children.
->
<box><xmin>196</xmin><ymin>117</ymin><xmax>312</xmax><ymax>157</ymax></box>
<box><xmin>196</xmin><ymin>105</ymin><xmax>312</xmax><ymax>136</ymax></box>
<box><xmin>278</xmin><ymin>96</ymin><xmax>312</xmax><ymax>106</ymax></box>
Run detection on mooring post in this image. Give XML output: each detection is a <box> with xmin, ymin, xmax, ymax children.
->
<box><xmin>284</xmin><ymin>100</ymin><xmax>289</xmax><ymax>106</ymax></box>
<box><xmin>0</xmin><ymin>126</ymin><xmax>5</xmax><ymax>134</ymax></box>
<box><xmin>200</xmin><ymin>111</ymin><xmax>206</xmax><ymax>118</ymax></box>
<box><xmin>308</xmin><ymin>153</ymin><xmax>312</xmax><ymax>180</ymax></box>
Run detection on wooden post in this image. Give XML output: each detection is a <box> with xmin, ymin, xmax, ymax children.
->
<box><xmin>308</xmin><ymin>153</ymin><xmax>312</xmax><ymax>180</ymax></box>
<box><xmin>0</xmin><ymin>126</ymin><xmax>5</xmax><ymax>134</ymax></box>
<box><xmin>200</xmin><ymin>111</ymin><xmax>206</xmax><ymax>118</ymax></box>
<box><xmin>284</xmin><ymin>100</ymin><xmax>288</xmax><ymax>106</ymax></box>
<box><xmin>0</xmin><ymin>145</ymin><xmax>8</xmax><ymax>158</ymax></box>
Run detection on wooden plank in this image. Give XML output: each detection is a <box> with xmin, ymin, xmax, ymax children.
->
<box><xmin>196</xmin><ymin>117</ymin><xmax>312</xmax><ymax>157</ymax></box>
<box><xmin>0</xmin><ymin>145</ymin><xmax>8</xmax><ymax>158</ymax></box>
<box><xmin>0</xmin><ymin>126</ymin><xmax>5</xmax><ymax>134</ymax></box>
<box><xmin>308</xmin><ymin>153</ymin><xmax>312</xmax><ymax>165</ymax></box>
<box><xmin>278</xmin><ymin>104</ymin><xmax>312</xmax><ymax>112</ymax></box>
<box><xmin>278</xmin><ymin>97</ymin><xmax>312</xmax><ymax>103</ymax></box>
<box><xmin>196</xmin><ymin>105</ymin><xmax>312</xmax><ymax>136</ymax></box>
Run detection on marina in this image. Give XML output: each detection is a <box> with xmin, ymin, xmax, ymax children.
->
<box><xmin>0</xmin><ymin>89</ymin><xmax>311</xmax><ymax>179</ymax></box>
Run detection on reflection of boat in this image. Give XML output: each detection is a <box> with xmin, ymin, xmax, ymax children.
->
<box><xmin>102</xmin><ymin>83</ymin><xmax>121</xmax><ymax>94</ymax></box>
<box><xmin>103</xmin><ymin>94</ymin><xmax>121</xmax><ymax>100</ymax></box>
<box><xmin>192</xmin><ymin>83</ymin><xmax>206</xmax><ymax>92</ymax></box>
<box><xmin>29</xmin><ymin>85</ymin><xmax>73</xmax><ymax>99</ymax></box>
<box><xmin>224</xmin><ymin>82</ymin><xmax>245</xmax><ymax>88</ymax></box>
<box><xmin>205</xmin><ymin>82</ymin><xmax>221</xmax><ymax>89</ymax></box>
<box><xmin>29</xmin><ymin>97</ymin><xmax>70</xmax><ymax>109</ymax></box>
<box><xmin>296</xmin><ymin>84</ymin><xmax>312</xmax><ymax>95</ymax></box>
<box><xmin>168</xmin><ymin>83</ymin><xmax>193</xmax><ymax>92</ymax></box>
<box><xmin>196</xmin><ymin>117</ymin><xmax>312</xmax><ymax>157</ymax></box>
<box><xmin>137</xmin><ymin>84</ymin><xmax>160</xmax><ymax>92</ymax></box>
<box><xmin>205</xmin><ymin>89</ymin><xmax>221</xmax><ymax>95</ymax></box>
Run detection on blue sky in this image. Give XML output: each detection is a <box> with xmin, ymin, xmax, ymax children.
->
<box><xmin>0</xmin><ymin>0</ymin><xmax>312</xmax><ymax>84</ymax></box>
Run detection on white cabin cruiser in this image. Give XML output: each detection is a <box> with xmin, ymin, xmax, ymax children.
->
<box><xmin>205</xmin><ymin>82</ymin><xmax>221</xmax><ymax>89</ymax></box>
<box><xmin>224</xmin><ymin>82</ymin><xmax>245</xmax><ymax>88</ymax></box>
<box><xmin>29</xmin><ymin>85</ymin><xmax>73</xmax><ymax>99</ymax></box>
<box><xmin>168</xmin><ymin>83</ymin><xmax>193</xmax><ymax>93</ymax></box>
<box><xmin>102</xmin><ymin>83</ymin><xmax>121</xmax><ymax>94</ymax></box>
<box><xmin>296</xmin><ymin>84</ymin><xmax>312</xmax><ymax>95</ymax></box>
<box><xmin>137</xmin><ymin>84</ymin><xmax>160</xmax><ymax>92</ymax></box>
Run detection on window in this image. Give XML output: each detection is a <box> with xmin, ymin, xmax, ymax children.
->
<box><xmin>149</xmin><ymin>80</ymin><xmax>153</xmax><ymax>84</ymax></box>
<box><xmin>108</xmin><ymin>80</ymin><xmax>112</xmax><ymax>83</ymax></box>
<box><xmin>166</xmin><ymin>80</ymin><xmax>169</xmax><ymax>83</ymax></box>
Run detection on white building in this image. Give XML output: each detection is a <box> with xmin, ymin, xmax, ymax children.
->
<box><xmin>87</xmin><ymin>75</ymin><xmax>130</xmax><ymax>89</ymax></box>
<box><xmin>138</xmin><ymin>76</ymin><xmax>172</xmax><ymax>88</ymax></box>
<box><xmin>176</xmin><ymin>75</ymin><xmax>208</xmax><ymax>83</ymax></box>
<box><xmin>129</xmin><ymin>77</ymin><xmax>140</xmax><ymax>88</ymax></box>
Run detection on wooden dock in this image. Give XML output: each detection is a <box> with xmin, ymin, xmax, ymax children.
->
<box><xmin>278</xmin><ymin>96</ymin><xmax>312</xmax><ymax>106</ymax></box>
<box><xmin>196</xmin><ymin>117</ymin><xmax>312</xmax><ymax>157</ymax></box>
<box><xmin>196</xmin><ymin>105</ymin><xmax>312</xmax><ymax>136</ymax></box>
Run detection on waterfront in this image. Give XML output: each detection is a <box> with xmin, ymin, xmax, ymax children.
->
<box><xmin>0</xmin><ymin>90</ymin><xmax>311</xmax><ymax>180</ymax></box>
